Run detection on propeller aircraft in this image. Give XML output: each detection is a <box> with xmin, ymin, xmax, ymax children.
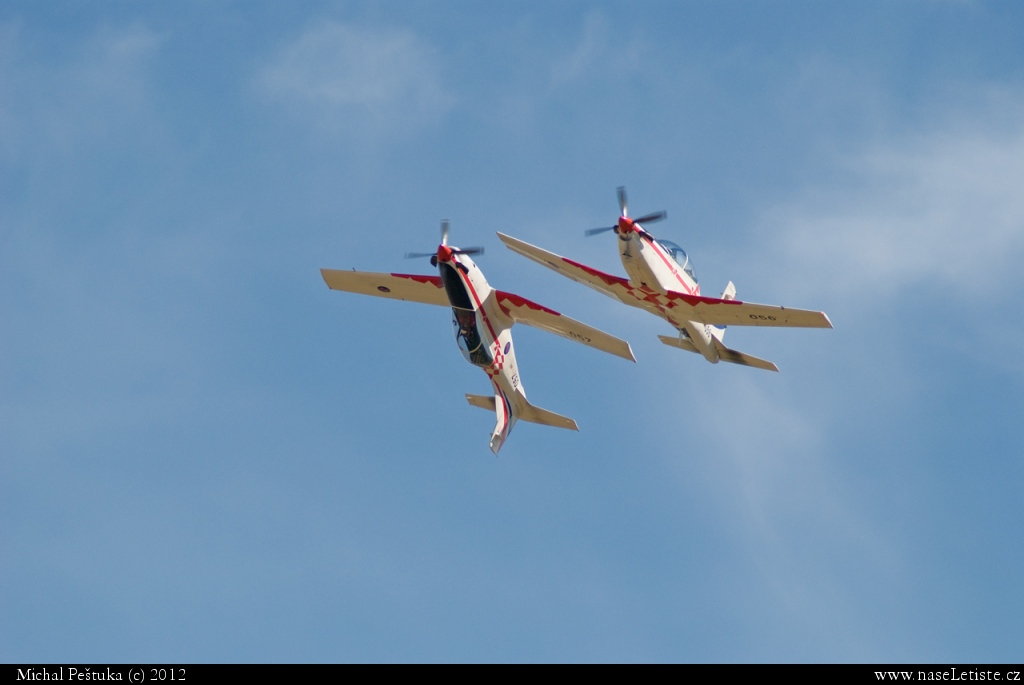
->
<box><xmin>321</xmin><ymin>221</ymin><xmax>635</xmax><ymax>454</ymax></box>
<box><xmin>498</xmin><ymin>188</ymin><xmax>832</xmax><ymax>372</ymax></box>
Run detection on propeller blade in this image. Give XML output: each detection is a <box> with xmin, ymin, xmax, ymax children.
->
<box><xmin>441</xmin><ymin>219</ymin><xmax>450</xmax><ymax>247</ymax></box>
<box><xmin>404</xmin><ymin>251</ymin><xmax>436</xmax><ymax>259</ymax></box>
<box><xmin>617</xmin><ymin>186</ymin><xmax>628</xmax><ymax>217</ymax></box>
<box><xmin>453</xmin><ymin>246</ymin><xmax>484</xmax><ymax>256</ymax></box>
<box><xmin>633</xmin><ymin>211</ymin><xmax>667</xmax><ymax>225</ymax></box>
<box><xmin>585</xmin><ymin>225</ymin><xmax>617</xmax><ymax>237</ymax></box>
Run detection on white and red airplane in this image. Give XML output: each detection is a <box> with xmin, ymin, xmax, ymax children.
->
<box><xmin>498</xmin><ymin>188</ymin><xmax>832</xmax><ymax>372</ymax></box>
<box><xmin>321</xmin><ymin>221</ymin><xmax>635</xmax><ymax>454</ymax></box>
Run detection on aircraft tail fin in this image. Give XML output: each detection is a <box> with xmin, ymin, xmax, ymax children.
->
<box><xmin>712</xmin><ymin>281</ymin><xmax>736</xmax><ymax>340</ymax></box>
<box><xmin>464</xmin><ymin>392</ymin><xmax>515</xmax><ymax>454</ymax></box>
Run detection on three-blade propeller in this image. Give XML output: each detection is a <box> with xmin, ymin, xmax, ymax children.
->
<box><xmin>586</xmin><ymin>186</ymin><xmax>667</xmax><ymax>236</ymax></box>
<box><xmin>405</xmin><ymin>220</ymin><xmax>485</xmax><ymax>262</ymax></box>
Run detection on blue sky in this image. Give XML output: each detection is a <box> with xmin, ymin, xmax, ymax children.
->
<box><xmin>2</xmin><ymin>1</ymin><xmax>1023</xmax><ymax>663</ymax></box>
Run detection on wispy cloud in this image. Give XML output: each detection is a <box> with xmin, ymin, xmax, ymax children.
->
<box><xmin>0</xmin><ymin>22</ymin><xmax>164</xmax><ymax>161</ymax></box>
<box><xmin>678</xmin><ymin>372</ymin><xmax>901</xmax><ymax>658</ymax></box>
<box><xmin>549</xmin><ymin>13</ymin><xmax>611</xmax><ymax>89</ymax></box>
<box><xmin>258</xmin><ymin>21</ymin><xmax>453</xmax><ymax>140</ymax></box>
<box><xmin>0</xmin><ymin>22</ymin><xmax>217</xmax><ymax>457</ymax></box>
<box><xmin>758</xmin><ymin>93</ymin><xmax>1024</xmax><ymax>304</ymax></box>
<box><xmin>637</xmin><ymin>88</ymin><xmax>1024</xmax><ymax>658</ymax></box>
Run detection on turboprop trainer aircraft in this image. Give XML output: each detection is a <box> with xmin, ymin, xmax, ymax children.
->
<box><xmin>321</xmin><ymin>221</ymin><xmax>635</xmax><ymax>454</ymax></box>
<box><xmin>498</xmin><ymin>188</ymin><xmax>832</xmax><ymax>372</ymax></box>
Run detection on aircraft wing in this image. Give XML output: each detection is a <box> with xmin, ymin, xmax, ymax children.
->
<box><xmin>663</xmin><ymin>291</ymin><xmax>833</xmax><ymax>328</ymax></box>
<box><xmin>493</xmin><ymin>290</ymin><xmax>636</xmax><ymax>362</ymax></box>
<box><xmin>320</xmin><ymin>269</ymin><xmax>450</xmax><ymax>307</ymax></box>
<box><xmin>497</xmin><ymin>233</ymin><xmax>638</xmax><ymax>306</ymax></box>
<box><xmin>496</xmin><ymin>232</ymin><xmax>831</xmax><ymax>329</ymax></box>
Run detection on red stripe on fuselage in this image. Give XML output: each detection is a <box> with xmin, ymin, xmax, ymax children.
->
<box><xmin>493</xmin><ymin>379</ymin><xmax>511</xmax><ymax>427</ymax></box>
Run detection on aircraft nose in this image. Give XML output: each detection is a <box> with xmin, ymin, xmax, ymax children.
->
<box><xmin>617</xmin><ymin>216</ymin><xmax>634</xmax><ymax>233</ymax></box>
<box><xmin>437</xmin><ymin>244</ymin><xmax>454</xmax><ymax>262</ymax></box>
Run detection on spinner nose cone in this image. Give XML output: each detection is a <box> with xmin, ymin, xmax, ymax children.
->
<box><xmin>617</xmin><ymin>216</ymin><xmax>635</xmax><ymax>233</ymax></box>
<box><xmin>436</xmin><ymin>244</ymin><xmax>455</xmax><ymax>263</ymax></box>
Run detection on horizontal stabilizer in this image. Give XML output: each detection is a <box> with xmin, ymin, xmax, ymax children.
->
<box><xmin>711</xmin><ymin>337</ymin><xmax>779</xmax><ymax>372</ymax></box>
<box><xmin>519</xmin><ymin>403</ymin><xmax>579</xmax><ymax>431</ymax></box>
<box><xmin>660</xmin><ymin>334</ymin><xmax>778</xmax><ymax>371</ymax></box>
<box><xmin>658</xmin><ymin>334</ymin><xmax>701</xmax><ymax>355</ymax></box>
<box><xmin>465</xmin><ymin>394</ymin><xmax>578</xmax><ymax>431</ymax></box>
<box><xmin>465</xmin><ymin>394</ymin><xmax>496</xmax><ymax>411</ymax></box>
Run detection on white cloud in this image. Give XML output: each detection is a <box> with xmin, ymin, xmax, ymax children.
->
<box><xmin>259</xmin><ymin>22</ymin><xmax>452</xmax><ymax>139</ymax></box>
<box><xmin>549</xmin><ymin>13</ymin><xmax>610</xmax><ymax>89</ymax></box>
<box><xmin>759</xmin><ymin>97</ymin><xmax>1024</xmax><ymax>304</ymax></box>
<box><xmin>0</xmin><ymin>22</ymin><xmax>21</xmax><ymax>161</ymax></box>
<box><xmin>0</xmin><ymin>22</ymin><xmax>217</xmax><ymax>457</ymax></box>
<box><xmin>667</xmin><ymin>91</ymin><xmax>1024</xmax><ymax>657</ymax></box>
<box><xmin>0</xmin><ymin>22</ymin><xmax>163</xmax><ymax>164</ymax></box>
<box><xmin>630</xmin><ymin>91</ymin><xmax>1024</xmax><ymax>657</ymax></box>
<box><xmin>672</xmin><ymin>371</ymin><xmax>900</xmax><ymax>657</ymax></box>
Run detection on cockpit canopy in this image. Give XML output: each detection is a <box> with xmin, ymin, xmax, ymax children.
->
<box><xmin>656</xmin><ymin>239</ymin><xmax>697</xmax><ymax>284</ymax></box>
<box><xmin>452</xmin><ymin>307</ymin><xmax>492</xmax><ymax>367</ymax></box>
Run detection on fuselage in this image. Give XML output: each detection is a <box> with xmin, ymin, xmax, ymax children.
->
<box><xmin>436</xmin><ymin>250</ymin><xmax>525</xmax><ymax>451</ymax></box>
<box><xmin>616</xmin><ymin>222</ymin><xmax>721</xmax><ymax>363</ymax></box>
